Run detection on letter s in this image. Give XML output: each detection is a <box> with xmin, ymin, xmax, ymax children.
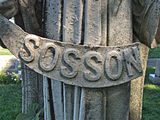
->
<box><xmin>60</xmin><ymin>48</ymin><xmax>80</xmax><ymax>78</ymax></box>
<box><xmin>19</xmin><ymin>34</ymin><xmax>40</xmax><ymax>62</ymax></box>
<box><xmin>83</xmin><ymin>51</ymin><xmax>103</xmax><ymax>82</ymax></box>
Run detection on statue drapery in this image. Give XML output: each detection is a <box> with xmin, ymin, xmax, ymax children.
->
<box><xmin>0</xmin><ymin>0</ymin><xmax>160</xmax><ymax>47</ymax></box>
<box><xmin>0</xmin><ymin>0</ymin><xmax>160</xmax><ymax>120</ymax></box>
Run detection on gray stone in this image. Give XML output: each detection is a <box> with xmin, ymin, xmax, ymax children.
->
<box><xmin>6</xmin><ymin>57</ymin><xmax>19</xmax><ymax>73</ymax></box>
<box><xmin>133</xmin><ymin>0</ymin><xmax>160</xmax><ymax>48</ymax></box>
<box><xmin>1</xmin><ymin>0</ymin><xmax>160</xmax><ymax>120</ymax></box>
<box><xmin>147</xmin><ymin>58</ymin><xmax>160</xmax><ymax>67</ymax></box>
<box><xmin>155</xmin><ymin>60</ymin><xmax>160</xmax><ymax>77</ymax></box>
<box><xmin>0</xmin><ymin>55</ymin><xmax>19</xmax><ymax>73</ymax></box>
<box><xmin>0</xmin><ymin>17</ymin><xmax>143</xmax><ymax>88</ymax></box>
<box><xmin>148</xmin><ymin>60</ymin><xmax>160</xmax><ymax>85</ymax></box>
<box><xmin>129</xmin><ymin>44</ymin><xmax>149</xmax><ymax>120</ymax></box>
<box><xmin>149</xmin><ymin>74</ymin><xmax>160</xmax><ymax>85</ymax></box>
<box><xmin>44</xmin><ymin>1</ymin><xmax>63</xmax><ymax>119</ymax></box>
<box><xmin>0</xmin><ymin>0</ymin><xmax>18</xmax><ymax>19</ymax></box>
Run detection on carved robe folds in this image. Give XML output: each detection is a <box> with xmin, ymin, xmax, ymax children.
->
<box><xmin>0</xmin><ymin>0</ymin><xmax>160</xmax><ymax>120</ymax></box>
<box><xmin>133</xmin><ymin>0</ymin><xmax>160</xmax><ymax>48</ymax></box>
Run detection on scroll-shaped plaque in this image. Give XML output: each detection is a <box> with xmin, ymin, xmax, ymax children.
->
<box><xmin>0</xmin><ymin>15</ymin><xmax>143</xmax><ymax>88</ymax></box>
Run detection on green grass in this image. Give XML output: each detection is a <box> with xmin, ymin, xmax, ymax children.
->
<box><xmin>142</xmin><ymin>84</ymin><xmax>160</xmax><ymax>120</ymax></box>
<box><xmin>0</xmin><ymin>67</ymin><xmax>159</xmax><ymax>120</ymax></box>
<box><xmin>148</xmin><ymin>45</ymin><xmax>160</xmax><ymax>58</ymax></box>
<box><xmin>142</xmin><ymin>67</ymin><xmax>160</xmax><ymax>120</ymax></box>
<box><xmin>0</xmin><ymin>46</ymin><xmax>12</xmax><ymax>55</ymax></box>
<box><xmin>0</xmin><ymin>84</ymin><xmax>22</xmax><ymax>120</ymax></box>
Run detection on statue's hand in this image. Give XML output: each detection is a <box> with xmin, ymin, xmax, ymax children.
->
<box><xmin>19</xmin><ymin>0</ymin><xmax>36</xmax><ymax>8</ymax></box>
<box><xmin>0</xmin><ymin>0</ymin><xmax>18</xmax><ymax>19</ymax></box>
<box><xmin>112</xmin><ymin>0</ymin><xmax>122</xmax><ymax>16</ymax></box>
<box><xmin>133</xmin><ymin>0</ymin><xmax>160</xmax><ymax>48</ymax></box>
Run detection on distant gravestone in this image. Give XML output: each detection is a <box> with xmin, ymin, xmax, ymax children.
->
<box><xmin>149</xmin><ymin>60</ymin><xmax>160</xmax><ymax>85</ymax></box>
<box><xmin>6</xmin><ymin>58</ymin><xmax>19</xmax><ymax>73</ymax></box>
<box><xmin>0</xmin><ymin>55</ymin><xmax>19</xmax><ymax>73</ymax></box>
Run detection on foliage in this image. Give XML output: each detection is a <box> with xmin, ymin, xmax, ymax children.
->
<box><xmin>0</xmin><ymin>84</ymin><xmax>22</xmax><ymax>120</ymax></box>
<box><xmin>0</xmin><ymin>70</ymin><xmax>21</xmax><ymax>84</ymax></box>
<box><xmin>148</xmin><ymin>45</ymin><xmax>160</xmax><ymax>58</ymax></box>
<box><xmin>142</xmin><ymin>67</ymin><xmax>160</xmax><ymax>120</ymax></box>
<box><xmin>142</xmin><ymin>84</ymin><xmax>160</xmax><ymax>120</ymax></box>
<box><xmin>0</xmin><ymin>67</ymin><xmax>160</xmax><ymax>120</ymax></box>
<box><xmin>0</xmin><ymin>46</ymin><xmax>12</xmax><ymax>55</ymax></box>
<box><xmin>18</xmin><ymin>64</ymin><xmax>21</xmax><ymax>71</ymax></box>
<box><xmin>16</xmin><ymin>103</ymin><xmax>44</xmax><ymax>120</ymax></box>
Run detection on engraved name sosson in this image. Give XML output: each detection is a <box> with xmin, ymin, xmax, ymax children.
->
<box><xmin>18</xmin><ymin>34</ymin><xmax>142</xmax><ymax>87</ymax></box>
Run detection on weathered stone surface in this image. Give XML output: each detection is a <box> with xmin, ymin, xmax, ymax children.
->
<box><xmin>0</xmin><ymin>0</ymin><xmax>18</xmax><ymax>19</ymax></box>
<box><xmin>133</xmin><ymin>0</ymin><xmax>160</xmax><ymax>48</ymax></box>
<box><xmin>0</xmin><ymin>15</ymin><xmax>143</xmax><ymax>88</ymax></box>
<box><xmin>107</xmin><ymin>0</ymin><xmax>132</xmax><ymax>119</ymax></box>
<box><xmin>147</xmin><ymin>58</ymin><xmax>160</xmax><ymax>67</ymax></box>
<box><xmin>44</xmin><ymin>1</ymin><xmax>64</xmax><ymax>119</ymax></box>
<box><xmin>148</xmin><ymin>59</ymin><xmax>160</xmax><ymax>85</ymax></box>
<box><xmin>155</xmin><ymin>60</ymin><xmax>160</xmax><ymax>77</ymax></box>
<box><xmin>129</xmin><ymin>44</ymin><xmax>149</xmax><ymax>120</ymax></box>
<box><xmin>149</xmin><ymin>75</ymin><xmax>160</xmax><ymax>85</ymax></box>
<box><xmin>0</xmin><ymin>55</ymin><xmax>19</xmax><ymax>73</ymax></box>
<box><xmin>22</xmin><ymin>62</ymin><xmax>43</xmax><ymax>113</ymax></box>
<box><xmin>1</xmin><ymin>0</ymin><xmax>159</xmax><ymax>119</ymax></box>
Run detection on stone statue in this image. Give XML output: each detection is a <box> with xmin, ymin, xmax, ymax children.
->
<box><xmin>0</xmin><ymin>0</ymin><xmax>159</xmax><ymax>47</ymax></box>
<box><xmin>0</xmin><ymin>0</ymin><xmax>160</xmax><ymax>120</ymax></box>
<box><xmin>132</xmin><ymin>0</ymin><xmax>160</xmax><ymax>48</ymax></box>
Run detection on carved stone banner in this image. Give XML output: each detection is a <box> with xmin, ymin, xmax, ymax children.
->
<box><xmin>0</xmin><ymin>14</ymin><xmax>143</xmax><ymax>88</ymax></box>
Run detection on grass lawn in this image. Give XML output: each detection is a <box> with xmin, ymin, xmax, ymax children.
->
<box><xmin>0</xmin><ymin>84</ymin><xmax>22</xmax><ymax>120</ymax></box>
<box><xmin>0</xmin><ymin>67</ymin><xmax>159</xmax><ymax>120</ymax></box>
<box><xmin>148</xmin><ymin>45</ymin><xmax>160</xmax><ymax>58</ymax></box>
<box><xmin>142</xmin><ymin>46</ymin><xmax>160</xmax><ymax>120</ymax></box>
<box><xmin>142</xmin><ymin>67</ymin><xmax>160</xmax><ymax>120</ymax></box>
<box><xmin>0</xmin><ymin>46</ymin><xmax>12</xmax><ymax>55</ymax></box>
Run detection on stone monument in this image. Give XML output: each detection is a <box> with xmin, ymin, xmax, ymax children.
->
<box><xmin>0</xmin><ymin>0</ymin><xmax>160</xmax><ymax>120</ymax></box>
<box><xmin>149</xmin><ymin>60</ymin><xmax>160</xmax><ymax>85</ymax></box>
